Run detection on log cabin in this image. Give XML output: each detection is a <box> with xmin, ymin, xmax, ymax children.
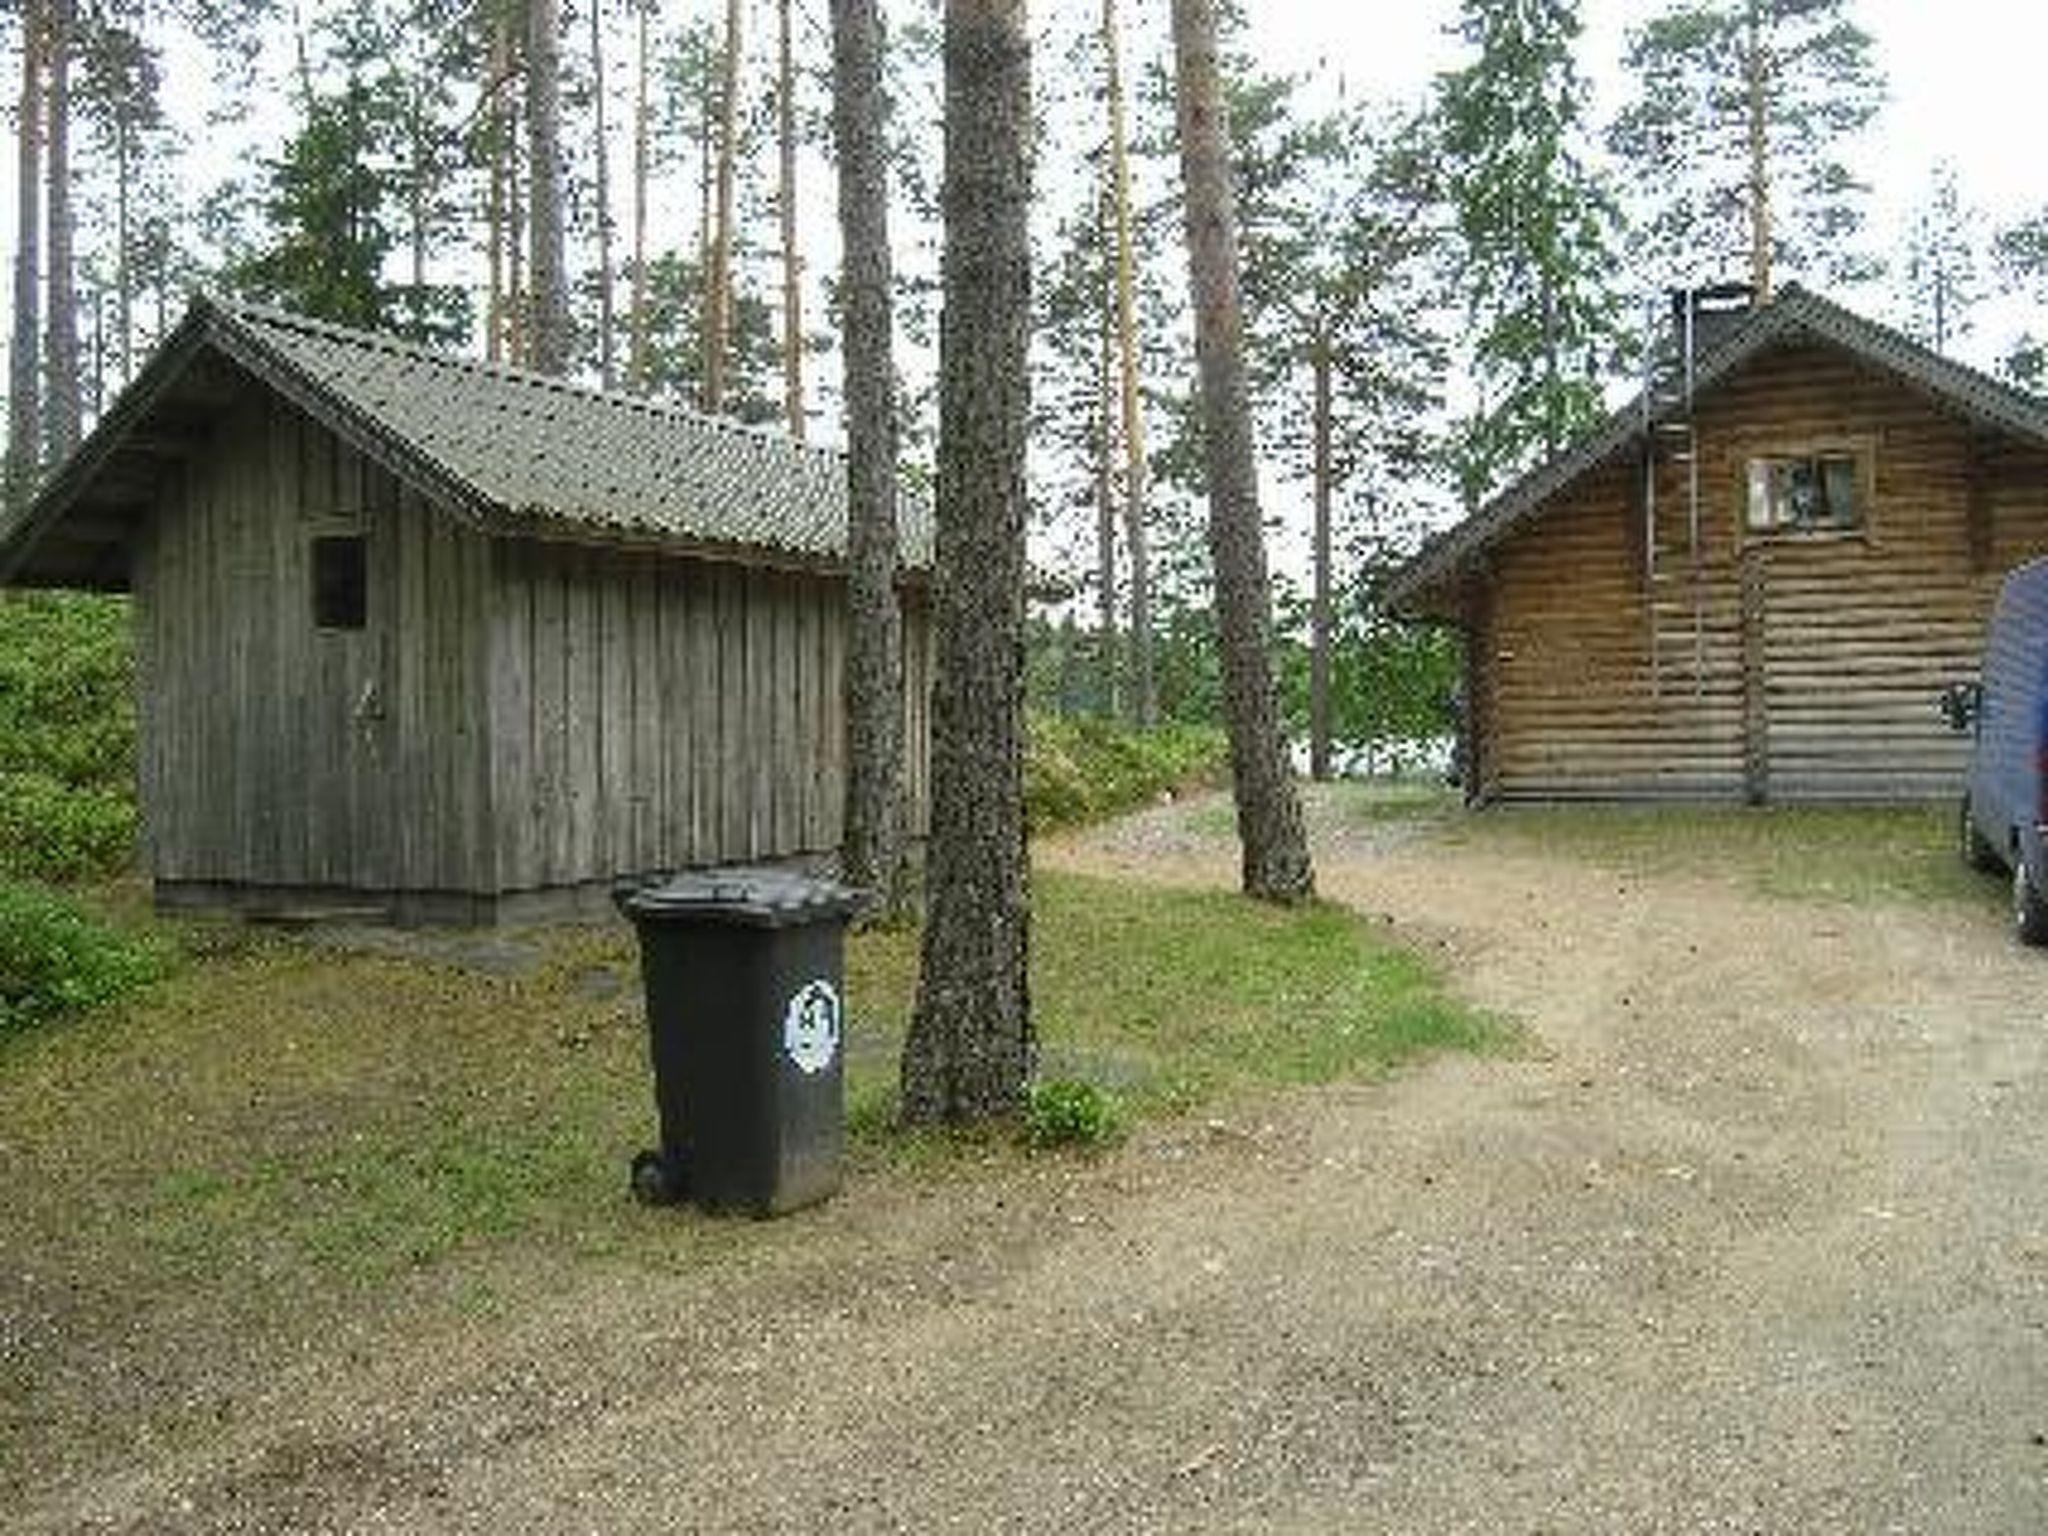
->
<box><xmin>0</xmin><ymin>296</ymin><xmax>932</xmax><ymax>922</ymax></box>
<box><xmin>1387</xmin><ymin>284</ymin><xmax>2048</xmax><ymax>804</ymax></box>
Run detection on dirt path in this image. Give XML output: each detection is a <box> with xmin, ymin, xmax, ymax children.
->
<box><xmin>23</xmin><ymin>796</ymin><xmax>2048</xmax><ymax>1532</ymax></box>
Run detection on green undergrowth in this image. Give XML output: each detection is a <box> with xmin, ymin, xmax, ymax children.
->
<box><xmin>0</xmin><ymin>592</ymin><xmax>137</xmax><ymax>881</ymax></box>
<box><xmin>1025</xmin><ymin>712</ymin><xmax>1229</xmax><ymax>833</ymax></box>
<box><xmin>0</xmin><ymin>880</ymin><xmax>170</xmax><ymax>1034</ymax></box>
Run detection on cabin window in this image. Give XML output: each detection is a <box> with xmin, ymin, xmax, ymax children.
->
<box><xmin>311</xmin><ymin>536</ymin><xmax>367</xmax><ymax>630</ymax></box>
<box><xmin>1745</xmin><ymin>451</ymin><xmax>1864</xmax><ymax>534</ymax></box>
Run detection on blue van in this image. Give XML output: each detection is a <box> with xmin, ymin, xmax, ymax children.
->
<box><xmin>1949</xmin><ymin>557</ymin><xmax>2048</xmax><ymax>944</ymax></box>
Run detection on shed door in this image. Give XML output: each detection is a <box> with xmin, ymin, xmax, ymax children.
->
<box><xmin>309</xmin><ymin>531</ymin><xmax>396</xmax><ymax>889</ymax></box>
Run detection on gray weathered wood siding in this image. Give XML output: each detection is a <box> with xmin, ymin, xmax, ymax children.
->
<box><xmin>133</xmin><ymin>382</ymin><xmax>494</xmax><ymax>894</ymax></box>
<box><xmin>130</xmin><ymin>381</ymin><xmax>933</xmax><ymax>909</ymax></box>
<box><xmin>1473</xmin><ymin>345</ymin><xmax>2048</xmax><ymax>803</ymax></box>
<box><xmin>484</xmin><ymin>539</ymin><xmax>931</xmax><ymax>895</ymax></box>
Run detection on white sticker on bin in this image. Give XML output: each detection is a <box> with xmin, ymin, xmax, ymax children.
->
<box><xmin>783</xmin><ymin>978</ymin><xmax>842</xmax><ymax>1075</ymax></box>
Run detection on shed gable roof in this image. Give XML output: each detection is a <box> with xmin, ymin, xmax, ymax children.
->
<box><xmin>1387</xmin><ymin>285</ymin><xmax>2048</xmax><ymax>615</ymax></box>
<box><xmin>1</xmin><ymin>295</ymin><xmax>933</xmax><ymax>588</ymax></box>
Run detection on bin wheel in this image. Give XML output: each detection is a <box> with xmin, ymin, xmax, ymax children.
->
<box><xmin>630</xmin><ymin>1150</ymin><xmax>684</xmax><ymax>1206</ymax></box>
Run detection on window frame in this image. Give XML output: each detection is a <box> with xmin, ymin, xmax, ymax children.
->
<box><xmin>1737</xmin><ymin>435</ymin><xmax>1877</xmax><ymax>544</ymax></box>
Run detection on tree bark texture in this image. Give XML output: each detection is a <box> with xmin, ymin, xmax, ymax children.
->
<box><xmin>1102</xmin><ymin>0</ymin><xmax>1153</xmax><ymax>728</ymax></box>
<box><xmin>628</xmin><ymin>1</ymin><xmax>650</xmax><ymax>392</ymax></box>
<box><xmin>1310</xmin><ymin>330</ymin><xmax>1333</xmax><ymax>782</ymax></box>
<box><xmin>42</xmin><ymin>0</ymin><xmax>77</xmax><ymax>461</ymax></box>
<box><xmin>703</xmin><ymin>0</ymin><xmax>743</xmax><ymax>412</ymax></box>
<box><xmin>485</xmin><ymin>14</ymin><xmax>509</xmax><ymax>363</ymax></box>
<box><xmin>1095</xmin><ymin>192</ymin><xmax>1119</xmax><ymax>718</ymax></box>
<box><xmin>830</xmin><ymin>0</ymin><xmax>906</xmax><ymax>918</ymax></box>
<box><xmin>8</xmin><ymin>0</ymin><xmax>44</xmax><ymax>507</ymax></box>
<box><xmin>590</xmin><ymin>0</ymin><xmax>616</xmax><ymax>390</ymax></box>
<box><xmin>1746</xmin><ymin>2</ymin><xmax>1771</xmax><ymax>301</ymax></box>
<box><xmin>527</xmin><ymin>0</ymin><xmax>572</xmax><ymax>375</ymax></box>
<box><xmin>1170</xmin><ymin>0</ymin><xmax>1313</xmax><ymax>902</ymax></box>
<box><xmin>779</xmin><ymin>0</ymin><xmax>805</xmax><ymax>439</ymax></box>
<box><xmin>902</xmin><ymin>0</ymin><xmax>1034</xmax><ymax>1125</ymax></box>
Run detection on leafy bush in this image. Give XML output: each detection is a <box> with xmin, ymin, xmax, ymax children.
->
<box><xmin>0</xmin><ymin>593</ymin><xmax>138</xmax><ymax>879</ymax></box>
<box><xmin>0</xmin><ymin>771</ymin><xmax>139</xmax><ymax>881</ymax></box>
<box><xmin>1025</xmin><ymin>713</ymin><xmax>1228</xmax><ymax>834</ymax></box>
<box><xmin>1022</xmin><ymin>1077</ymin><xmax>1125</xmax><ymax>1150</ymax></box>
<box><xmin>0</xmin><ymin>882</ymin><xmax>169</xmax><ymax>1035</ymax></box>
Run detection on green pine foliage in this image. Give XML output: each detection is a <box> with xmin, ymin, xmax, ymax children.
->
<box><xmin>1437</xmin><ymin>0</ymin><xmax>1627</xmax><ymax>504</ymax></box>
<box><xmin>1607</xmin><ymin>0</ymin><xmax>1885</xmax><ymax>293</ymax></box>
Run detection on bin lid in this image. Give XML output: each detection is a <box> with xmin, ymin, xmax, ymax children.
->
<box><xmin>619</xmin><ymin>867</ymin><xmax>865</xmax><ymax>928</ymax></box>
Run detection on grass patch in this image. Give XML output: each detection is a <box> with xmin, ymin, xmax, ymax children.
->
<box><xmin>843</xmin><ymin>871</ymin><xmax>1499</xmax><ymax>1136</ymax></box>
<box><xmin>0</xmin><ymin>867</ymin><xmax>1493</xmax><ymax>1492</ymax></box>
<box><xmin>1438</xmin><ymin>802</ymin><xmax>1988</xmax><ymax>906</ymax></box>
<box><xmin>5</xmin><ymin>870</ymin><xmax>1488</xmax><ymax>1301</ymax></box>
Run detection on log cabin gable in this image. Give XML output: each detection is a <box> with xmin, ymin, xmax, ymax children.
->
<box><xmin>1389</xmin><ymin>285</ymin><xmax>2048</xmax><ymax>624</ymax></box>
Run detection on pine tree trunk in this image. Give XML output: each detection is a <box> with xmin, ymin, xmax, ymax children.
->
<box><xmin>42</xmin><ymin>0</ymin><xmax>76</xmax><ymax>459</ymax></box>
<box><xmin>830</xmin><ymin>0</ymin><xmax>905</xmax><ymax>919</ymax></box>
<box><xmin>7</xmin><ymin>0</ymin><xmax>45</xmax><ymax>509</ymax></box>
<box><xmin>527</xmin><ymin>0</ymin><xmax>572</xmax><ymax>375</ymax></box>
<box><xmin>703</xmin><ymin>0</ymin><xmax>742</xmax><ymax>412</ymax></box>
<box><xmin>1095</xmin><ymin>189</ymin><xmax>1119</xmax><ymax>719</ymax></box>
<box><xmin>485</xmin><ymin>16</ymin><xmax>509</xmax><ymax>363</ymax></box>
<box><xmin>1745</xmin><ymin>1</ymin><xmax>1771</xmax><ymax>301</ymax></box>
<box><xmin>114</xmin><ymin>106</ymin><xmax>132</xmax><ymax>382</ymax></box>
<box><xmin>1310</xmin><ymin>328</ymin><xmax>1333</xmax><ymax>783</ymax></box>
<box><xmin>408</xmin><ymin>78</ymin><xmax>429</xmax><ymax>335</ymax></box>
<box><xmin>628</xmin><ymin>1</ymin><xmax>650</xmax><ymax>392</ymax></box>
<box><xmin>1170</xmin><ymin>0</ymin><xmax>1313</xmax><ymax>903</ymax></box>
<box><xmin>591</xmin><ymin>0</ymin><xmax>616</xmax><ymax>389</ymax></box>
<box><xmin>1102</xmin><ymin>0</ymin><xmax>1153</xmax><ymax>728</ymax></box>
<box><xmin>902</xmin><ymin>0</ymin><xmax>1034</xmax><ymax>1125</ymax></box>
<box><xmin>778</xmin><ymin>0</ymin><xmax>804</xmax><ymax>438</ymax></box>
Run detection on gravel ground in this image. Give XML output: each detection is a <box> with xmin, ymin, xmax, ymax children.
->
<box><xmin>22</xmin><ymin>794</ymin><xmax>2048</xmax><ymax>1533</ymax></box>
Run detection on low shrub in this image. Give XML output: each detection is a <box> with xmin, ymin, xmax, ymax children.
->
<box><xmin>0</xmin><ymin>882</ymin><xmax>170</xmax><ymax>1035</ymax></box>
<box><xmin>0</xmin><ymin>771</ymin><xmax>139</xmax><ymax>881</ymax></box>
<box><xmin>1022</xmin><ymin>1077</ymin><xmax>1125</xmax><ymax>1150</ymax></box>
<box><xmin>1025</xmin><ymin>713</ymin><xmax>1228</xmax><ymax>834</ymax></box>
<box><xmin>0</xmin><ymin>593</ymin><xmax>138</xmax><ymax>880</ymax></box>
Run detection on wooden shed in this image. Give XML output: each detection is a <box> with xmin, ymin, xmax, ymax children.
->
<box><xmin>0</xmin><ymin>297</ymin><xmax>933</xmax><ymax>922</ymax></box>
<box><xmin>1389</xmin><ymin>285</ymin><xmax>2048</xmax><ymax>804</ymax></box>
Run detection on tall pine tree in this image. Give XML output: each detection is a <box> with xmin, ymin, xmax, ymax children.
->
<box><xmin>1438</xmin><ymin>0</ymin><xmax>1623</xmax><ymax>505</ymax></box>
<box><xmin>1607</xmin><ymin>0</ymin><xmax>1884</xmax><ymax>298</ymax></box>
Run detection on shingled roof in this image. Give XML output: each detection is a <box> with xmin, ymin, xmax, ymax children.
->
<box><xmin>1386</xmin><ymin>285</ymin><xmax>2048</xmax><ymax>617</ymax></box>
<box><xmin>0</xmin><ymin>295</ymin><xmax>933</xmax><ymax>589</ymax></box>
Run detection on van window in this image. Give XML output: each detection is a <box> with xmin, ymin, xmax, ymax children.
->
<box><xmin>1745</xmin><ymin>452</ymin><xmax>1863</xmax><ymax>534</ymax></box>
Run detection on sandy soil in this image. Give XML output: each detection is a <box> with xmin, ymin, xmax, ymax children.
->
<box><xmin>20</xmin><ymin>794</ymin><xmax>2048</xmax><ymax>1532</ymax></box>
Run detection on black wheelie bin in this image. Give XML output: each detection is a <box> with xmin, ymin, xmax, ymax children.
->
<box><xmin>615</xmin><ymin>868</ymin><xmax>862</xmax><ymax>1216</ymax></box>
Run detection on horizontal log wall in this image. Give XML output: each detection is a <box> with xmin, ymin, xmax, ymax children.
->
<box><xmin>135</xmin><ymin>383</ymin><xmax>493</xmax><ymax>894</ymax></box>
<box><xmin>487</xmin><ymin>540</ymin><xmax>932</xmax><ymax>894</ymax></box>
<box><xmin>1480</xmin><ymin>342</ymin><xmax>2048</xmax><ymax>803</ymax></box>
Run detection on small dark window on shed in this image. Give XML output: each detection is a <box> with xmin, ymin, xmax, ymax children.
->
<box><xmin>311</xmin><ymin>536</ymin><xmax>367</xmax><ymax>630</ymax></box>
